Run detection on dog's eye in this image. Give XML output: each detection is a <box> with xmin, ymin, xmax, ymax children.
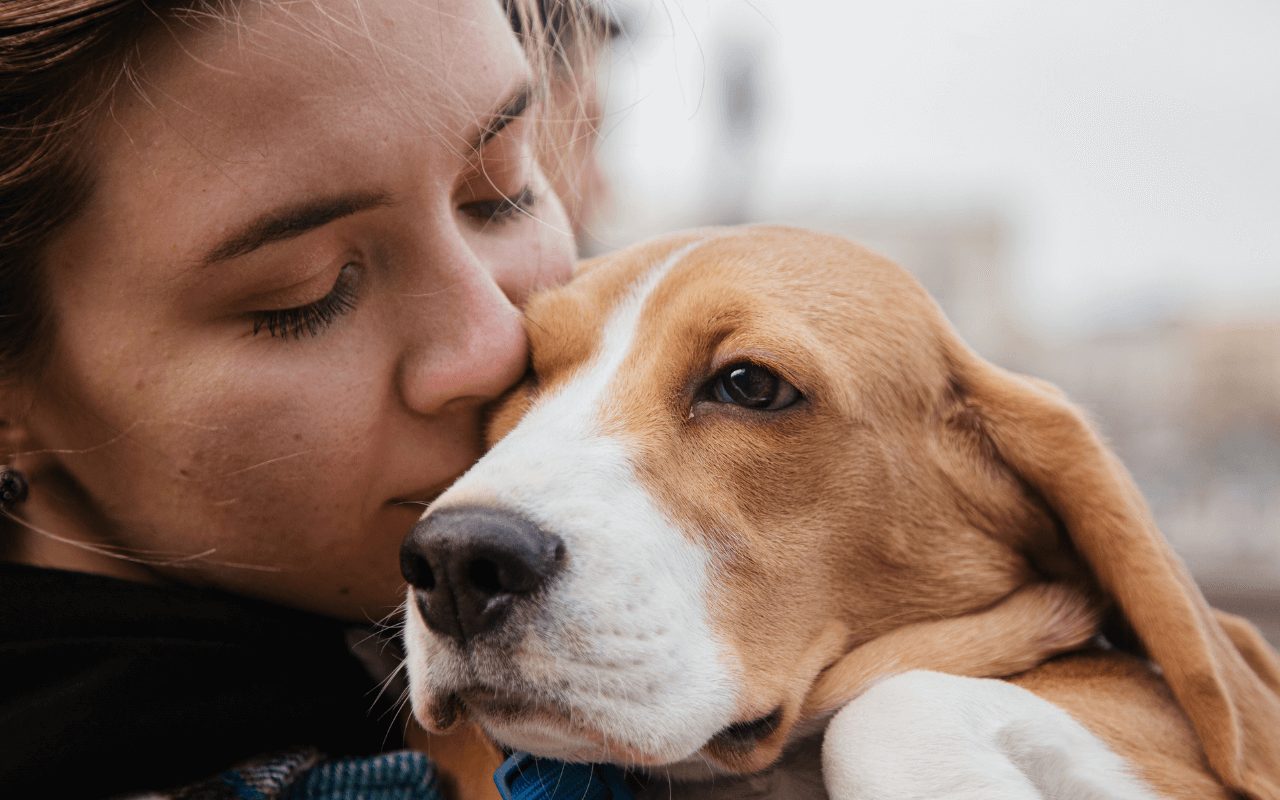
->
<box><xmin>711</xmin><ymin>363</ymin><xmax>801</xmax><ymax>410</ymax></box>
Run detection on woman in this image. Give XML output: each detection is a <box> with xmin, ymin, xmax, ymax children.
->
<box><xmin>0</xmin><ymin>0</ymin><xmax>606</xmax><ymax>796</ymax></box>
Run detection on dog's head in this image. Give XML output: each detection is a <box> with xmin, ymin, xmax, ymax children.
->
<box><xmin>401</xmin><ymin>227</ymin><xmax>1280</xmax><ymax>795</ymax></box>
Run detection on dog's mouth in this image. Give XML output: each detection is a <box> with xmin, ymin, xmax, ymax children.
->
<box><xmin>426</xmin><ymin>684</ymin><xmax>790</xmax><ymax>771</ymax></box>
<box><xmin>449</xmin><ymin>687</ymin><xmax>675</xmax><ymax>765</ymax></box>
<box><xmin>422</xmin><ymin>686</ymin><xmax>558</xmax><ymax>732</ymax></box>
<box><xmin>698</xmin><ymin>707</ymin><xmax>792</xmax><ymax>773</ymax></box>
<box><xmin>436</xmin><ymin>683</ymin><xmax>792</xmax><ymax>773</ymax></box>
<box><xmin>460</xmin><ymin>685</ymin><xmax>569</xmax><ymax>723</ymax></box>
<box><xmin>708</xmin><ymin>708</ymin><xmax>783</xmax><ymax>752</ymax></box>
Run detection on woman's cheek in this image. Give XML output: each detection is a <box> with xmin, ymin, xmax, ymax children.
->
<box><xmin>127</xmin><ymin>349</ymin><xmax>384</xmax><ymax>548</ymax></box>
<box><xmin>143</xmin><ymin>391</ymin><xmax>405</xmax><ymax>611</ymax></box>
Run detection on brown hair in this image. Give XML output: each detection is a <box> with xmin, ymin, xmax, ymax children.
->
<box><xmin>506</xmin><ymin>0</ymin><xmax>618</xmax><ymax>235</ymax></box>
<box><xmin>0</xmin><ymin>1</ymin><xmax>181</xmax><ymax>382</ymax></box>
<box><xmin>0</xmin><ymin>0</ymin><xmax>610</xmax><ymax>386</ymax></box>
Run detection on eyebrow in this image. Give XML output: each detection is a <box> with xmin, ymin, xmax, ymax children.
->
<box><xmin>202</xmin><ymin>191</ymin><xmax>392</xmax><ymax>265</ymax></box>
<box><xmin>201</xmin><ymin>83</ymin><xmax>534</xmax><ymax>266</ymax></box>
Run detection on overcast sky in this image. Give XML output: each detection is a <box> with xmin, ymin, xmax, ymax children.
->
<box><xmin>598</xmin><ymin>0</ymin><xmax>1280</xmax><ymax>336</ymax></box>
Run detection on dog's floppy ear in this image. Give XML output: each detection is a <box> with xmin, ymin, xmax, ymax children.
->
<box><xmin>946</xmin><ymin>344</ymin><xmax>1280</xmax><ymax>800</ymax></box>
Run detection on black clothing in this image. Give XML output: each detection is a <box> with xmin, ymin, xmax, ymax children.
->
<box><xmin>0</xmin><ymin>562</ymin><xmax>396</xmax><ymax>798</ymax></box>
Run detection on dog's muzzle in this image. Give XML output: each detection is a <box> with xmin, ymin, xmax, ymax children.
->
<box><xmin>400</xmin><ymin>506</ymin><xmax>565</xmax><ymax>645</ymax></box>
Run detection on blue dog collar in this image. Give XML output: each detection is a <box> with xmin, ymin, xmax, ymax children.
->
<box><xmin>494</xmin><ymin>752</ymin><xmax>635</xmax><ymax>800</ymax></box>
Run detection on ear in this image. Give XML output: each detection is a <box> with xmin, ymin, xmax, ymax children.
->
<box><xmin>1</xmin><ymin>389</ymin><xmax>29</xmax><ymax>465</ymax></box>
<box><xmin>0</xmin><ymin>386</ymin><xmax>58</xmax><ymax>515</ymax></box>
<box><xmin>947</xmin><ymin>344</ymin><xmax>1280</xmax><ymax>800</ymax></box>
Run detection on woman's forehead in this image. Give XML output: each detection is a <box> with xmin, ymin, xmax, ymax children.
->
<box><xmin>73</xmin><ymin>0</ymin><xmax>529</xmax><ymax>265</ymax></box>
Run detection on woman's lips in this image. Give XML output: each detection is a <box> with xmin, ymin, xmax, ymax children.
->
<box><xmin>388</xmin><ymin>484</ymin><xmax>449</xmax><ymax>509</ymax></box>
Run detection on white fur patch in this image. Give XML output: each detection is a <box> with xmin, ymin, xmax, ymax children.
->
<box><xmin>822</xmin><ymin>670</ymin><xmax>1161</xmax><ymax>800</ymax></box>
<box><xmin>404</xmin><ymin>238</ymin><xmax>743</xmax><ymax>763</ymax></box>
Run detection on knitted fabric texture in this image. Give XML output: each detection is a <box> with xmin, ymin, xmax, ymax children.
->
<box><xmin>145</xmin><ymin>748</ymin><xmax>442</xmax><ymax>800</ymax></box>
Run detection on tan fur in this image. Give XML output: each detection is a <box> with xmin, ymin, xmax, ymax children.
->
<box><xmin>478</xmin><ymin>225</ymin><xmax>1280</xmax><ymax>796</ymax></box>
<box><xmin>802</xmin><ymin>582</ymin><xmax>1102</xmax><ymax>718</ymax></box>
<box><xmin>1009</xmin><ymin>654</ymin><xmax>1231</xmax><ymax>799</ymax></box>
<box><xmin>947</xmin><ymin>343</ymin><xmax>1280</xmax><ymax>799</ymax></box>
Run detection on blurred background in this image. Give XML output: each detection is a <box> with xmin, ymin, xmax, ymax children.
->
<box><xmin>577</xmin><ymin>0</ymin><xmax>1280</xmax><ymax>641</ymax></box>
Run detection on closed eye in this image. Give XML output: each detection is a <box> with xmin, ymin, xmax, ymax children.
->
<box><xmin>460</xmin><ymin>185</ymin><xmax>537</xmax><ymax>227</ymax></box>
<box><xmin>250</xmin><ymin>262</ymin><xmax>361</xmax><ymax>340</ymax></box>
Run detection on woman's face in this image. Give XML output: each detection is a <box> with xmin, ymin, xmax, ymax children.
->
<box><xmin>25</xmin><ymin>0</ymin><xmax>573</xmax><ymax>620</ymax></box>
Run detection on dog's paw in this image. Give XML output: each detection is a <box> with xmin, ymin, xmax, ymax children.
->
<box><xmin>821</xmin><ymin>670</ymin><xmax>1160</xmax><ymax>800</ymax></box>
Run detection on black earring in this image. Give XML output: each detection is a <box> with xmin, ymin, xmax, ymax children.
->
<box><xmin>1</xmin><ymin>466</ymin><xmax>28</xmax><ymax>510</ymax></box>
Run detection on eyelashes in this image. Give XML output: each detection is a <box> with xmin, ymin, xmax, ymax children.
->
<box><xmin>460</xmin><ymin>185</ymin><xmax>537</xmax><ymax>226</ymax></box>
<box><xmin>251</xmin><ymin>262</ymin><xmax>360</xmax><ymax>340</ymax></box>
<box><xmin>248</xmin><ymin>185</ymin><xmax>536</xmax><ymax>341</ymax></box>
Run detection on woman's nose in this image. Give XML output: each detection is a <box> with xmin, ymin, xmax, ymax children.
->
<box><xmin>395</xmin><ymin>264</ymin><xmax>529</xmax><ymax>418</ymax></box>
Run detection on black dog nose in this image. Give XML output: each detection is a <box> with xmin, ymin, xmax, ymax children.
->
<box><xmin>401</xmin><ymin>506</ymin><xmax>565</xmax><ymax>645</ymax></box>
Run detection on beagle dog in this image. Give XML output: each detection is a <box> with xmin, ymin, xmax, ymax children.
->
<box><xmin>401</xmin><ymin>226</ymin><xmax>1280</xmax><ymax>799</ymax></box>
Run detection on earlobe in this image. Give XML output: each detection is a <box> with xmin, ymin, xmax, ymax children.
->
<box><xmin>0</xmin><ymin>388</ymin><xmax>48</xmax><ymax>507</ymax></box>
<box><xmin>0</xmin><ymin>465</ymin><xmax>27</xmax><ymax>511</ymax></box>
<box><xmin>1</xmin><ymin>387</ymin><xmax>37</xmax><ymax>468</ymax></box>
<box><xmin>0</xmin><ymin>401</ymin><xmax>36</xmax><ymax>562</ymax></box>
<box><xmin>1</xmin><ymin>408</ymin><xmax>24</xmax><ymax>463</ymax></box>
